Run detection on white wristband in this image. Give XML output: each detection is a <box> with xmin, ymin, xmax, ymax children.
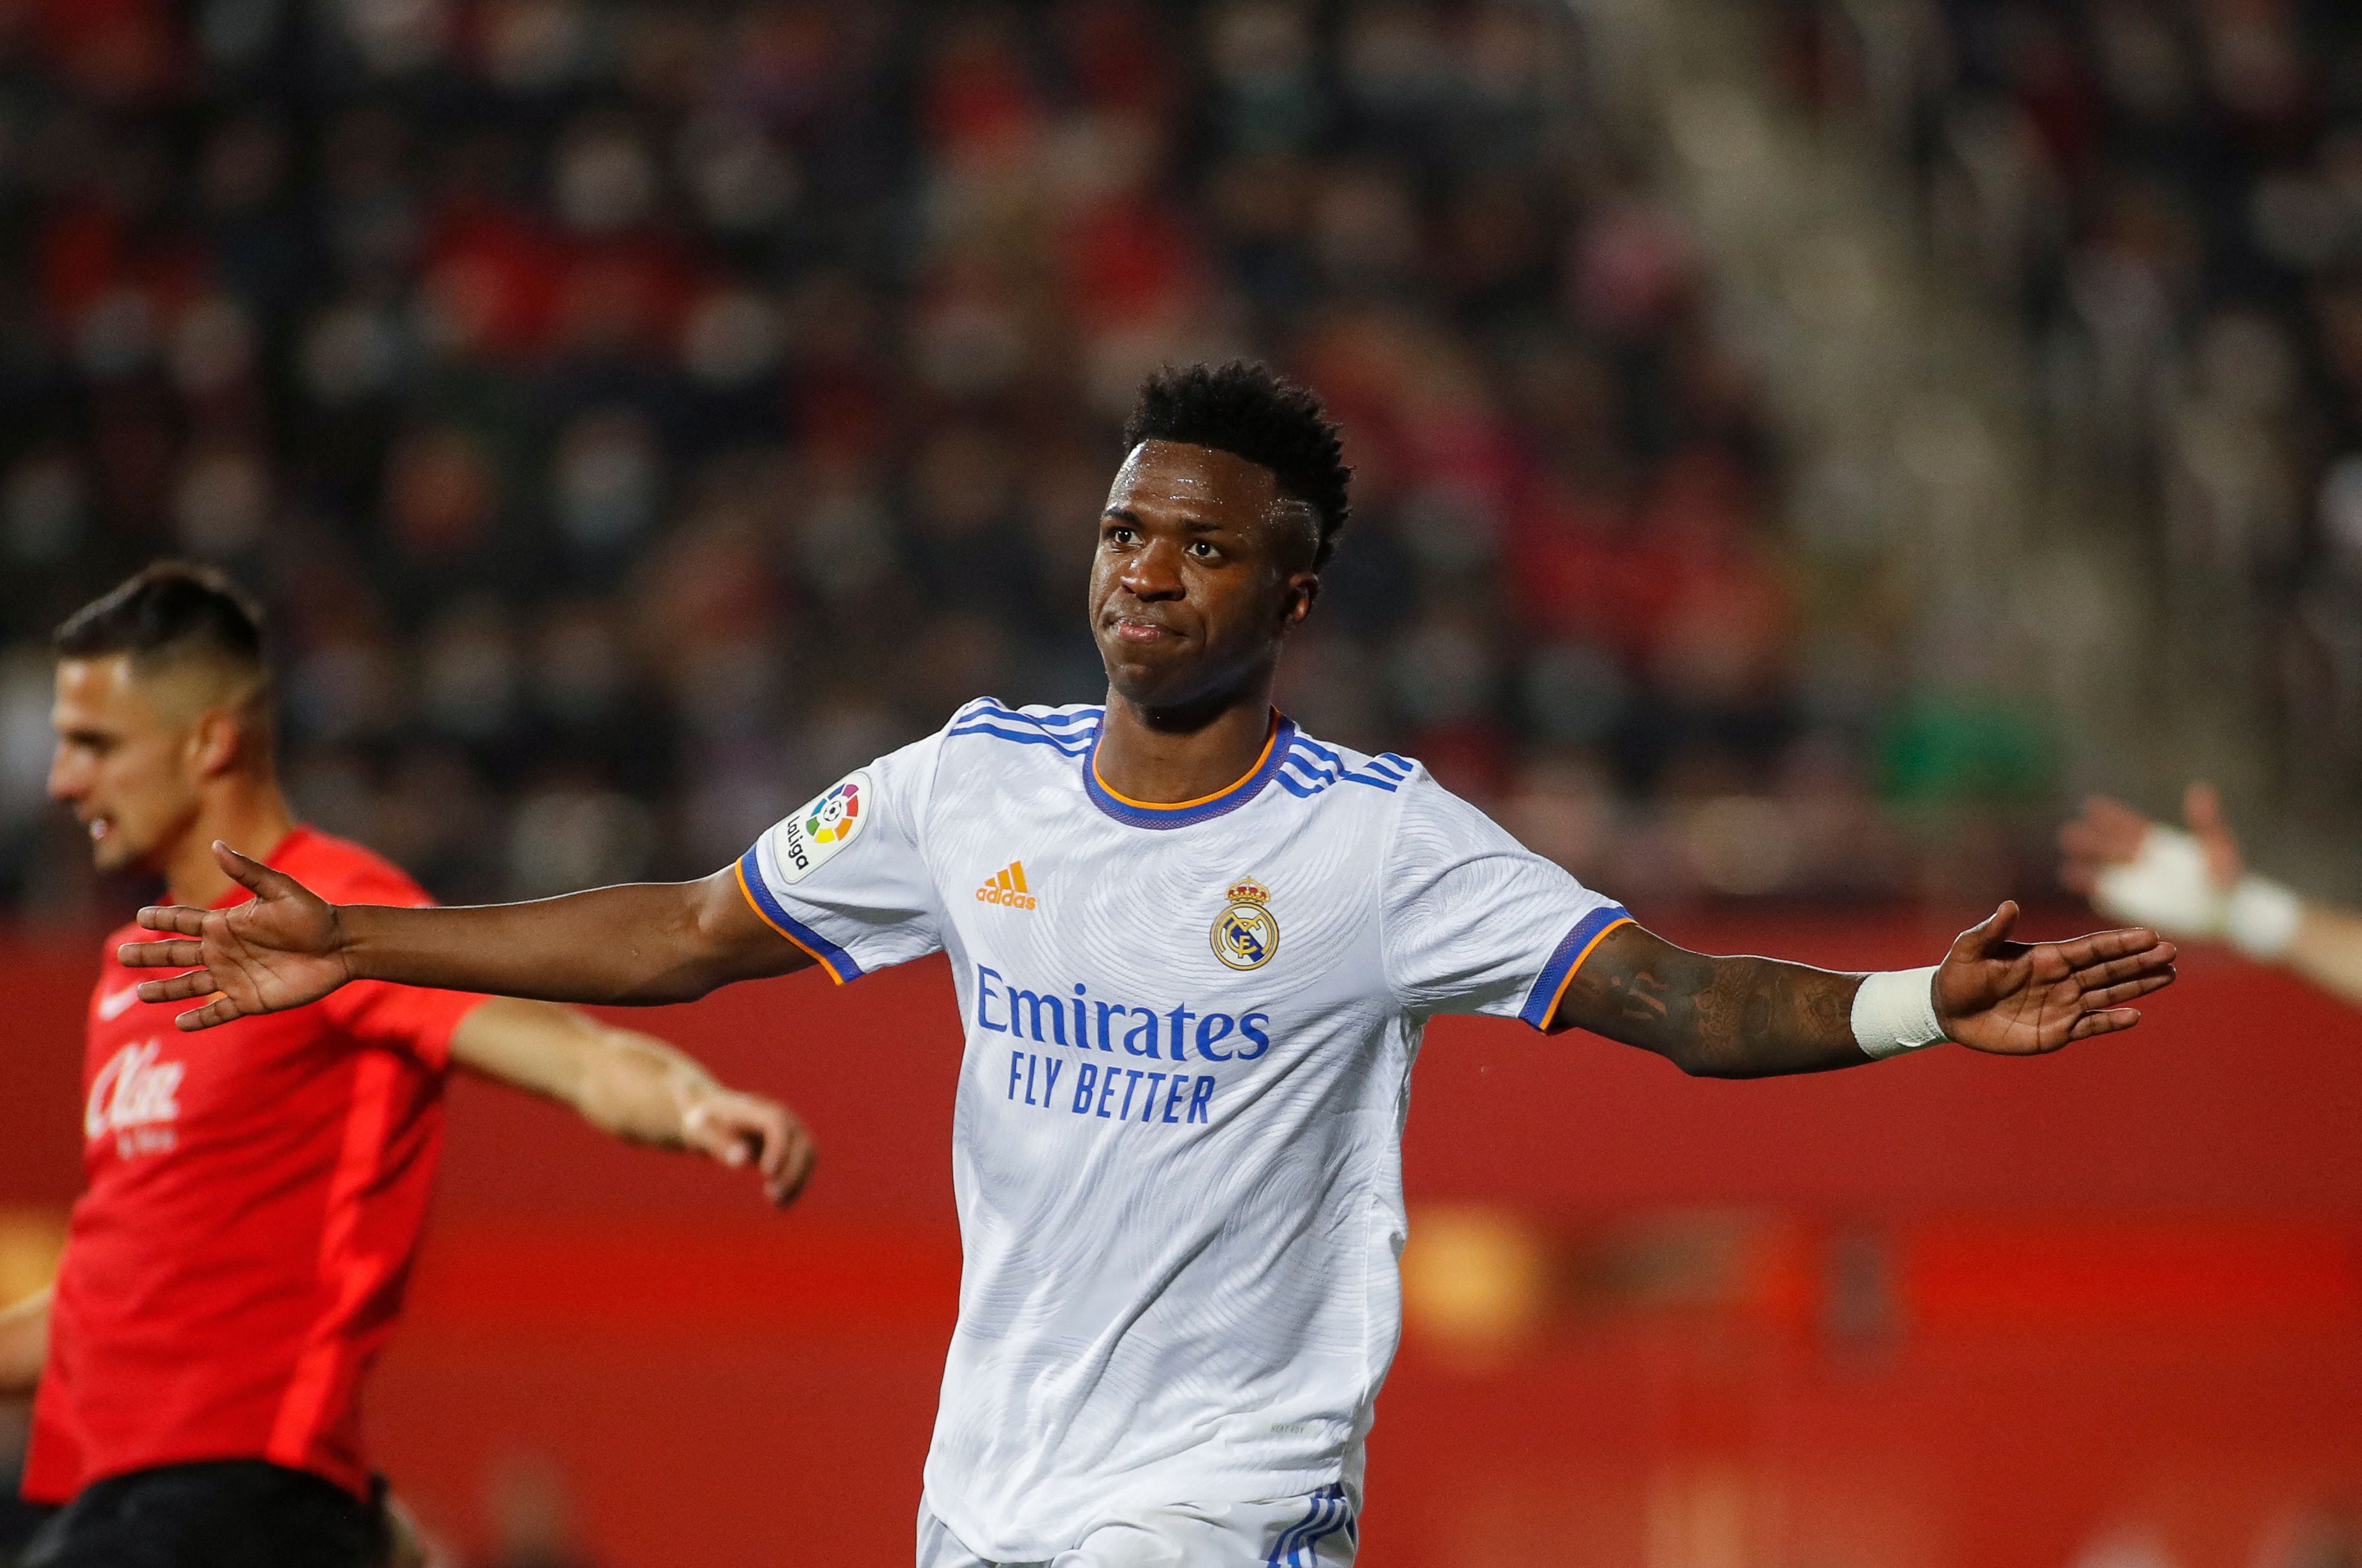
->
<box><xmin>1851</xmin><ymin>966</ymin><xmax>1946</xmax><ymax>1059</ymax></box>
<box><xmin>2225</xmin><ymin>875</ymin><xmax>2302</xmax><ymax>961</ymax></box>
<box><xmin>2091</xmin><ymin>825</ymin><xmax>2224</xmax><ymax>939</ymax></box>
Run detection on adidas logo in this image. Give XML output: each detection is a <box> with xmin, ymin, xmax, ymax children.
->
<box><xmin>975</xmin><ymin>860</ymin><xmax>1037</xmax><ymax>910</ymax></box>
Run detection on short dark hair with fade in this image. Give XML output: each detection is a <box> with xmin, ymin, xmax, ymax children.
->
<box><xmin>54</xmin><ymin>561</ymin><xmax>268</xmax><ymax>678</ymax></box>
<box><xmin>1121</xmin><ymin>361</ymin><xmax>1352</xmax><ymax>569</ymax></box>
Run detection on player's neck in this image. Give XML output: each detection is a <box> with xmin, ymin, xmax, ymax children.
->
<box><xmin>1094</xmin><ymin>689</ymin><xmax>1278</xmax><ymax>806</ymax></box>
<box><xmin>162</xmin><ymin>778</ymin><xmax>297</xmax><ymax>908</ymax></box>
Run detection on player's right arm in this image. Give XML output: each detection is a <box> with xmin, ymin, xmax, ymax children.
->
<box><xmin>1548</xmin><ymin>907</ymin><xmax>2173</xmax><ymax>1076</ymax></box>
<box><xmin>0</xmin><ymin>1286</ymin><xmax>49</xmax><ymax>1396</ymax></box>
<box><xmin>120</xmin><ymin>842</ymin><xmax>812</xmax><ymax>1031</ymax></box>
<box><xmin>1389</xmin><ymin>766</ymin><xmax>2171</xmax><ymax>1074</ymax></box>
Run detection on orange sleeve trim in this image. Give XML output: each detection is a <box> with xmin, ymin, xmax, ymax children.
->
<box><xmin>1538</xmin><ymin>915</ymin><xmax>1635</xmax><ymax>1030</ymax></box>
<box><xmin>734</xmin><ymin>858</ymin><xmax>848</xmax><ymax>985</ymax></box>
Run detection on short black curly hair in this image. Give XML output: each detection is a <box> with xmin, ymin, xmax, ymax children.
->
<box><xmin>1120</xmin><ymin>361</ymin><xmax>1352</xmax><ymax>569</ymax></box>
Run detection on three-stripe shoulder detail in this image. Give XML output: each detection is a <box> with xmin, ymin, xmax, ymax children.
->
<box><xmin>944</xmin><ymin>701</ymin><xmax>1102</xmax><ymax>756</ymax></box>
<box><xmin>1276</xmin><ymin>739</ymin><xmax>1412</xmax><ymax>797</ymax></box>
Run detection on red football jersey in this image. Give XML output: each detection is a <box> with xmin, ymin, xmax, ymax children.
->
<box><xmin>24</xmin><ymin>827</ymin><xmax>485</xmax><ymax>1504</ymax></box>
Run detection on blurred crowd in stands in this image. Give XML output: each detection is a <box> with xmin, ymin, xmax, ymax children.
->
<box><xmin>1820</xmin><ymin>0</ymin><xmax>2362</xmax><ymax>795</ymax></box>
<box><xmin>0</xmin><ymin>0</ymin><xmax>2079</xmax><ymax>922</ymax></box>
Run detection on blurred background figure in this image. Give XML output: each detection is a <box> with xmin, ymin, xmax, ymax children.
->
<box><xmin>2063</xmin><ymin>784</ymin><xmax>2362</xmax><ymax>1007</ymax></box>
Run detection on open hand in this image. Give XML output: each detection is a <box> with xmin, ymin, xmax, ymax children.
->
<box><xmin>682</xmin><ymin>1090</ymin><xmax>817</xmax><ymax>1206</ymax></box>
<box><xmin>117</xmin><ymin>841</ymin><xmax>353</xmax><ymax>1030</ymax></box>
<box><xmin>2060</xmin><ymin>783</ymin><xmax>2244</xmax><ymax>939</ymax></box>
<box><xmin>1934</xmin><ymin>900</ymin><xmax>2176</xmax><ymax>1054</ymax></box>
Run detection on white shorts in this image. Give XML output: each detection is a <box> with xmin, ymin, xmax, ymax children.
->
<box><xmin>916</xmin><ymin>1486</ymin><xmax>1358</xmax><ymax>1568</ymax></box>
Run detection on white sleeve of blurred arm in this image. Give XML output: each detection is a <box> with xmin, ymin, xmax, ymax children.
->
<box><xmin>2093</xmin><ymin>824</ymin><xmax>2301</xmax><ymax>961</ymax></box>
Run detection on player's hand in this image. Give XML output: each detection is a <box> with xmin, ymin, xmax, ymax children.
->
<box><xmin>2059</xmin><ymin>783</ymin><xmax>2245</xmax><ymax>937</ymax></box>
<box><xmin>2057</xmin><ymin>792</ymin><xmax>2157</xmax><ymax>891</ymax></box>
<box><xmin>1932</xmin><ymin>901</ymin><xmax>2176</xmax><ymax>1054</ymax></box>
<box><xmin>117</xmin><ymin>841</ymin><xmax>353</xmax><ymax>1030</ymax></box>
<box><xmin>681</xmin><ymin>1089</ymin><xmax>816</xmax><ymax>1206</ymax></box>
<box><xmin>379</xmin><ymin>1491</ymin><xmax>442</xmax><ymax>1568</ymax></box>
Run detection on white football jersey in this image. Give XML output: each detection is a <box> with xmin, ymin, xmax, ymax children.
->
<box><xmin>740</xmin><ymin>700</ymin><xmax>1629</xmax><ymax>1561</ymax></box>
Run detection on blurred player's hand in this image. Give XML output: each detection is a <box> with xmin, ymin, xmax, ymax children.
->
<box><xmin>1932</xmin><ymin>901</ymin><xmax>2176</xmax><ymax>1054</ymax></box>
<box><xmin>118</xmin><ymin>840</ymin><xmax>352</xmax><ymax>1029</ymax></box>
<box><xmin>380</xmin><ymin>1491</ymin><xmax>444</xmax><ymax>1568</ymax></box>
<box><xmin>2060</xmin><ymin>783</ymin><xmax>2245</xmax><ymax>933</ymax></box>
<box><xmin>681</xmin><ymin>1089</ymin><xmax>817</xmax><ymax>1206</ymax></box>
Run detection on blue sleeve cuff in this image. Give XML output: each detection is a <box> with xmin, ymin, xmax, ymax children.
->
<box><xmin>1517</xmin><ymin>905</ymin><xmax>1633</xmax><ymax>1029</ymax></box>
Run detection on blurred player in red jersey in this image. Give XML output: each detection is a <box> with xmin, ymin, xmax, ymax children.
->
<box><xmin>0</xmin><ymin>563</ymin><xmax>816</xmax><ymax>1568</ymax></box>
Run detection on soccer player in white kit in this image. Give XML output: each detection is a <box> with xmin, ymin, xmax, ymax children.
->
<box><xmin>121</xmin><ymin>363</ymin><xmax>2180</xmax><ymax>1567</ymax></box>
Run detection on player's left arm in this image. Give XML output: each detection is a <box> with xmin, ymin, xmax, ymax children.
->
<box><xmin>1548</xmin><ymin>902</ymin><xmax>2176</xmax><ymax>1076</ymax></box>
<box><xmin>448</xmin><ymin>998</ymin><xmax>815</xmax><ymax>1205</ymax></box>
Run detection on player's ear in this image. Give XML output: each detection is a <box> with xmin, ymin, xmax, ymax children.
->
<box><xmin>1279</xmin><ymin>572</ymin><xmax>1320</xmax><ymax>634</ymax></box>
<box><xmin>186</xmin><ymin>706</ymin><xmax>246</xmax><ymax>781</ymax></box>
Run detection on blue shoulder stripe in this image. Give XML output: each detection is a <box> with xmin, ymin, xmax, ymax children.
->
<box><xmin>1290</xmin><ymin>734</ymin><xmax>1345</xmax><ymax>766</ymax></box>
<box><xmin>1279</xmin><ymin>740</ymin><xmax>1414</xmax><ymax>797</ymax></box>
<box><xmin>946</xmin><ymin>722</ymin><xmax>1092</xmax><ymax>753</ymax></box>
<box><xmin>966</xmin><ymin>702</ymin><xmax>1100</xmax><ymax>729</ymax></box>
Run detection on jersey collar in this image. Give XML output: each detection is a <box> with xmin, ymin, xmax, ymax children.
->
<box><xmin>1083</xmin><ymin>711</ymin><xmax>1297</xmax><ymax>831</ymax></box>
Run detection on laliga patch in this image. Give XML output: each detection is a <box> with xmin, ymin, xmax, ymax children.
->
<box><xmin>771</xmin><ymin>770</ymin><xmax>871</xmax><ymax>883</ymax></box>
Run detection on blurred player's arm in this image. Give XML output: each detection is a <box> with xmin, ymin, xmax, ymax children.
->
<box><xmin>2062</xmin><ymin>783</ymin><xmax>2362</xmax><ymax>1008</ymax></box>
<box><xmin>0</xmin><ymin>1286</ymin><xmax>50</xmax><ymax>1396</ymax></box>
<box><xmin>120</xmin><ymin>842</ymin><xmax>812</xmax><ymax>1028</ymax></box>
<box><xmin>2287</xmin><ymin>905</ymin><xmax>2362</xmax><ymax>1007</ymax></box>
<box><xmin>449</xmin><ymin>999</ymin><xmax>814</xmax><ymax>1205</ymax></box>
<box><xmin>1549</xmin><ymin>904</ymin><xmax>2175</xmax><ymax>1076</ymax></box>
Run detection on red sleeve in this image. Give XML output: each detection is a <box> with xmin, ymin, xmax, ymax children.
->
<box><xmin>321</xmin><ymin>978</ymin><xmax>486</xmax><ymax>1071</ymax></box>
<box><xmin>300</xmin><ymin>842</ymin><xmax>490</xmax><ymax>1070</ymax></box>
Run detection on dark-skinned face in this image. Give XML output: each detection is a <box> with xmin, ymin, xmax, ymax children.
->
<box><xmin>1090</xmin><ymin>440</ymin><xmax>1321</xmax><ymax>713</ymax></box>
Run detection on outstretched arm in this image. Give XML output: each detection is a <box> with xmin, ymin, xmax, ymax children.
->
<box><xmin>0</xmin><ymin>1287</ymin><xmax>49</xmax><ymax>1397</ymax></box>
<box><xmin>2063</xmin><ymin>783</ymin><xmax>2362</xmax><ymax>1009</ymax></box>
<box><xmin>2286</xmin><ymin>906</ymin><xmax>2362</xmax><ymax>1010</ymax></box>
<box><xmin>450</xmin><ymin>999</ymin><xmax>816</xmax><ymax>1205</ymax></box>
<box><xmin>1550</xmin><ymin>903</ymin><xmax>2175</xmax><ymax>1076</ymax></box>
<box><xmin>121</xmin><ymin>842</ymin><xmax>811</xmax><ymax>1030</ymax></box>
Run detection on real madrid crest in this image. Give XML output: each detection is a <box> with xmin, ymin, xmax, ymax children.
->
<box><xmin>1211</xmin><ymin>878</ymin><xmax>1279</xmax><ymax>971</ymax></box>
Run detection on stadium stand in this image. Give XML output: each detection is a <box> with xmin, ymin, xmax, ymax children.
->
<box><xmin>1774</xmin><ymin>0</ymin><xmax>2362</xmax><ymax>839</ymax></box>
<box><xmin>0</xmin><ymin>0</ymin><xmax>2070</xmax><ymax>920</ymax></box>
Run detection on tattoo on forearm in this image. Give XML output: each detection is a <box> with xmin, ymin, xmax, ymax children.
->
<box><xmin>1558</xmin><ymin>925</ymin><xmax>1865</xmax><ymax>1077</ymax></box>
<box><xmin>1606</xmin><ymin>968</ymin><xmax>1670</xmax><ymax>1022</ymax></box>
